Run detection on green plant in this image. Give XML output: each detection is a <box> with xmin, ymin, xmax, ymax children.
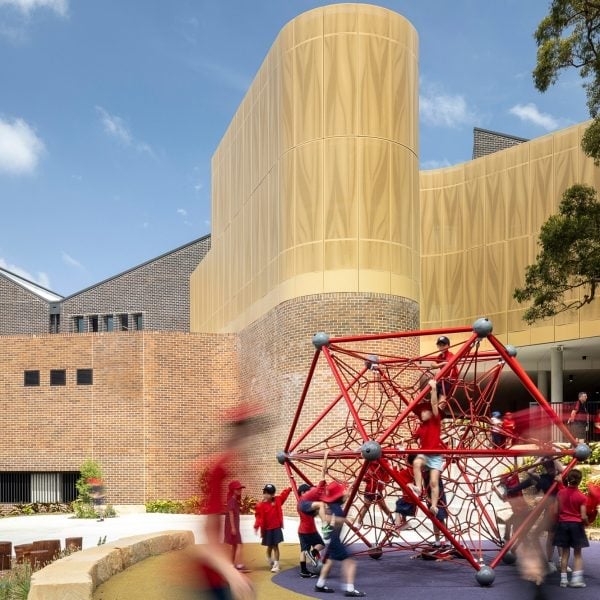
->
<box><xmin>240</xmin><ymin>494</ymin><xmax>256</xmax><ymax>515</ymax></box>
<box><xmin>0</xmin><ymin>562</ymin><xmax>32</xmax><ymax>600</ymax></box>
<box><xmin>75</xmin><ymin>458</ymin><xmax>103</xmax><ymax>505</ymax></box>
<box><xmin>104</xmin><ymin>503</ymin><xmax>117</xmax><ymax>518</ymax></box>
<box><xmin>145</xmin><ymin>499</ymin><xmax>185</xmax><ymax>514</ymax></box>
<box><xmin>71</xmin><ymin>499</ymin><xmax>98</xmax><ymax>519</ymax></box>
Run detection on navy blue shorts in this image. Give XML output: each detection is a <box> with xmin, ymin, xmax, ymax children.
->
<box><xmin>553</xmin><ymin>521</ymin><xmax>589</xmax><ymax>549</ymax></box>
<box><xmin>261</xmin><ymin>528</ymin><xmax>284</xmax><ymax>547</ymax></box>
<box><xmin>299</xmin><ymin>531</ymin><xmax>324</xmax><ymax>551</ymax></box>
<box><xmin>395</xmin><ymin>498</ymin><xmax>416</xmax><ymax>517</ymax></box>
<box><xmin>325</xmin><ymin>538</ymin><xmax>349</xmax><ymax>561</ymax></box>
<box><xmin>436</xmin><ymin>379</ymin><xmax>453</xmax><ymax>397</ymax></box>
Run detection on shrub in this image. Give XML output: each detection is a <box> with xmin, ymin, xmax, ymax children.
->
<box><xmin>145</xmin><ymin>499</ymin><xmax>185</xmax><ymax>514</ymax></box>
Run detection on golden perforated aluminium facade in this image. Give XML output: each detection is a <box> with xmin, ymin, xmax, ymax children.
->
<box><xmin>191</xmin><ymin>4</ymin><xmax>420</xmax><ymax>333</ymax></box>
<box><xmin>420</xmin><ymin>122</ymin><xmax>600</xmax><ymax>347</ymax></box>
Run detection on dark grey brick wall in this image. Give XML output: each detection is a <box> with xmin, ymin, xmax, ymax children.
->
<box><xmin>0</xmin><ymin>274</ymin><xmax>51</xmax><ymax>335</ymax></box>
<box><xmin>472</xmin><ymin>128</ymin><xmax>528</xmax><ymax>159</ymax></box>
<box><xmin>60</xmin><ymin>236</ymin><xmax>211</xmax><ymax>333</ymax></box>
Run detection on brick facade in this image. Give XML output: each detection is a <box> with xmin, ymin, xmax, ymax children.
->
<box><xmin>0</xmin><ymin>274</ymin><xmax>55</xmax><ymax>335</ymax></box>
<box><xmin>472</xmin><ymin>127</ymin><xmax>528</xmax><ymax>159</ymax></box>
<box><xmin>237</xmin><ymin>293</ymin><xmax>419</xmax><ymax>499</ymax></box>
<box><xmin>60</xmin><ymin>236</ymin><xmax>210</xmax><ymax>334</ymax></box>
<box><xmin>0</xmin><ymin>293</ymin><xmax>418</xmax><ymax>505</ymax></box>
<box><xmin>0</xmin><ymin>331</ymin><xmax>238</xmax><ymax>504</ymax></box>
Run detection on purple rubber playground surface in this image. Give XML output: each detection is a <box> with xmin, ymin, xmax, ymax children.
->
<box><xmin>273</xmin><ymin>542</ymin><xmax>600</xmax><ymax>599</ymax></box>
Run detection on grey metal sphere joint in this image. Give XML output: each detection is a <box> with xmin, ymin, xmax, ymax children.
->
<box><xmin>312</xmin><ymin>332</ymin><xmax>330</xmax><ymax>350</ymax></box>
<box><xmin>504</xmin><ymin>344</ymin><xmax>518</xmax><ymax>357</ymax></box>
<box><xmin>276</xmin><ymin>450</ymin><xmax>289</xmax><ymax>465</ymax></box>
<box><xmin>475</xmin><ymin>565</ymin><xmax>495</xmax><ymax>586</ymax></box>
<box><xmin>473</xmin><ymin>317</ymin><xmax>493</xmax><ymax>338</ymax></box>
<box><xmin>361</xmin><ymin>440</ymin><xmax>382</xmax><ymax>461</ymax></box>
<box><xmin>574</xmin><ymin>443</ymin><xmax>591</xmax><ymax>461</ymax></box>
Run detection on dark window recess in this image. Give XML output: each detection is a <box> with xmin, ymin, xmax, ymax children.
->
<box><xmin>105</xmin><ymin>315</ymin><xmax>114</xmax><ymax>332</ymax></box>
<box><xmin>119</xmin><ymin>314</ymin><xmax>129</xmax><ymax>331</ymax></box>
<box><xmin>49</xmin><ymin>313</ymin><xmax>60</xmax><ymax>334</ymax></box>
<box><xmin>0</xmin><ymin>472</ymin><xmax>78</xmax><ymax>503</ymax></box>
<box><xmin>89</xmin><ymin>315</ymin><xmax>99</xmax><ymax>332</ymax></box>
<box><xmin>24</xmin><ymin>370</ymin><xmax>40</xmax><ymax>386</ymax></box>
<box><xmin>50</xmin><ymin>369</ymin><xmax>66</xmax><ymax>386</ymax></box>
<box><xmin>75</xmin><ymin>316</ymin><xmax>85</xmax><ymax>333</ymax></box>
<box><xmin>76</xmin><ymin>369</ymin><xmax>93</xmax><ymax>385</ymax></box>
<box><xmin>133</xmin><ymin>313</ymin><xmax>143</xmax><ymax>330</ymax></box>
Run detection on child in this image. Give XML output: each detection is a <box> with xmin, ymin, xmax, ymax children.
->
<box><xmin>254</xmin><ymin>483</ymin><xmax>292</xmax><ymax>573</ymax></box>
<box><xmin>224</xmin><ymin>480</ymin><xmax>247</xmax><ymax>571</ymax></box>
<box><xmin>554</xmin><ymin>469</ymin><xmax>589</xmax><ymax>588</ymax></box>
<box><xmin>356</xmin><ymin>460</ymin><xmax>392</xmax><ymax>526</ymax></box>
<box><xmin>314</xmin><ymin>481</ymin><xmax>365</xmax><ymax>597</ymax></box>
<box><xmin>297</xmin><ymin>453</ymin><xmax>329</xmax><ymax>577</ymax></box>
<box><xmin>393</xmin><ymin>454</ymin><xmax>418</xmax><ymax>530</ymax></box>
<box><xmin>411</xmin><ymin>378</ymin><xmax>444</xmax><ymax>517</ymax></box>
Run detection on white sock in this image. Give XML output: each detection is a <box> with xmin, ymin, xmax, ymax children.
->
<box><xmin>572</xmin><ymin>570</ymin><xmax>583</xmax><ymax>579</ymax></box>
<box><xmin>344</xmin><ymin>583</ymin><xmax>355</xmax><ymax>592</ymax></box>
<box><xmin>317</xmin><ymin>577</ymin><xmax>326</xmax><ymax>587</ymax></box>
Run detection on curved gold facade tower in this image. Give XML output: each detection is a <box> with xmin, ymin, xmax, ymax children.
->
<box><xmin>191</xmin><ymin>4</ymin><xmax>419</xmax><ymax>333</ymax></box>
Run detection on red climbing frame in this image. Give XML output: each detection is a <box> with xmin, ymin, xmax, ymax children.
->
<box><xmin>279</xmin><ymin>320</ymin><xmax>587</xmax><ymax>584</ymax></box>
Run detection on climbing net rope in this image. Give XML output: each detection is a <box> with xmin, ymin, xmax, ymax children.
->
<box><xmin>279</xmin><ymin>320</ymin><xmax>588</xmax><ymax>584</ymax></box>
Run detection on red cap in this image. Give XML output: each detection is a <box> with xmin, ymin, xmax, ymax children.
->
<box><xmin>228</xmin><ymin>480</ymin><xmax>245</xmax><ymax>491</ymax></box>
<box><xmin>322</xmin><ymin>481</ymin><xmax>347</xmax><ymax>503</ymax></box>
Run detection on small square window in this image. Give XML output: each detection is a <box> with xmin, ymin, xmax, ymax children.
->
<box><xmin>133</xmin><ymin>313</ymin><xmax>143</xmax><ymax>330</ymax></box>
<box><xmin>24</xmin><ymin>370</ymin><xmax>40</xmax><ymax>386</ymax></box>
<box><xmin>50</xmin><ymin>370</ymin><xmax>66</xmax><ymax>386</ymax></box>
<box><xmin>76</xmin><ymin>369</ymin><xmax>93</xmax><ymax>385</ymax></box>
<box><xmin>74</xmin><ymin>316</ymin><xmax>85</xmax><ymax>333</ymax></box>
<box><xmin>119</xmin><ymin>314</ymin><xmax>129</xmax><ymax>331</ymax></box>
<box><xmin>89</xmin><ymin>316</ymin><xmax>99</xmax><ymax>332</ymax></box>
<box><xmin>105</xmin><ymin>315</ymin><xmax>114</xmax><ymax>332</ymax></box>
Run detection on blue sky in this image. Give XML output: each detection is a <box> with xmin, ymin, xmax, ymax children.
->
<box><xmin>0</xmin><ymin>0</ymin><xmax>589</xmax><ymax>296</ymax></box>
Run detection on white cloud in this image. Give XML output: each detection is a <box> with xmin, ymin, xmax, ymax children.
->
<box><xmin>509</xmin><ymin>103</ymin><xmax>559</xmax><ymax>131</ymax></box>
<box><xmin>0</xmin><ymin>257</ymin><xmax>51</xmax><ymax>288</ymax></box>
<box><xmin>0</xmin><ymin>116</ymin><xmax>44</xmax><ymax>174</ymax></box>
<box><xmin>420</xmin><ymin>84</ymin><xmax>476</xmax><ymax>128</ymax></box>
<box><xmin>0</xmin><ymin>0</ymin><xmax>68</xmax><ymax>16</ymax></box>
<box><xmin>420</xmin><ymin>158</ymin><xmax>452</xmax><ymax>170</ymax></box>
<box><xmin>61</xmin><ymin>251</ymin><xmax>82</xmax><ymax>269</ymax></box>
<box><xmin>95</xmin><ymin>105</ymin><xmax>153</xmax><ymax>155</ymax></box>
<box><xmin>177</xmin><ymin>208</ymin><xmax>187</xmax><ymax>217</ymax></box>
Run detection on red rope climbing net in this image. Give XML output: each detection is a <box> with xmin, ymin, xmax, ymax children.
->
<box><xmin>279</xmin><ymin>320</ymin><xmax>587</xmax><ymax>582</ymax></box>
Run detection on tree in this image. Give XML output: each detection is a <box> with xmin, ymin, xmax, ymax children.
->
<box><xmin>513</xmin><ymin>184</ymin><xmax>600</xmax><ymax>323</ymax></box>
<box><xmin>533</xmin><ymin>0</ymin><xmax>600</xmax><ymax>162</ymax></box>
<box><xmin>514</xmin><ymin>2</ymin><xmax>600</xmax><ymax>322</ymax></box>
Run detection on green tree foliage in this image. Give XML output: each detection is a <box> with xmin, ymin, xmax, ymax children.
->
<box><xmin>533</xmin><ymin>0</ymin><xmax>600</xmax><ymax>161</ymax></box>
<box><xmin>516</xmin><ymin>2</ymin><xmax>600</xmax><ymax>321</ymax></box>
<box><xmin>75</xmin><ymin>458</ymin><xmax>103</xmax><ymax>505</ymax></box>
<box><xmin>513</xmin><ymin>184</ymin><xmax>600</xmax><ymax>323</ymax></box>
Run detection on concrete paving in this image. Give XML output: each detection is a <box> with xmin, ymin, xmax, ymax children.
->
<box><xmin>0</xmin><ymin>511</ymin><xmax>300</xmax><ymax>552</ymax></box>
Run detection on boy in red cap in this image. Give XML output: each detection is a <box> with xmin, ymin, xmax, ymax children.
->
<box><xmin>254</xmin><ymin>483</ymin><xmax>292</xmax><ymax>573</ymax></box>
<box><xmin>224</xmin><ymin>480</ymin><xmax>247</xmax><ymax>571</ymax></box>
<box><xmin>314</xmin><ymin>481</ymin><xmax>365</xmax><ymax>597</ymax></box>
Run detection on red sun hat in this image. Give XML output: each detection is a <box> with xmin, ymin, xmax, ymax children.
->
<box><xmin>322</xmin><ymin>481</ymin><xmax>347</xmax><ymax>503</ymax></box>
<box><xmin>228</xmin><ymin>480</ymin><xmax>245</xmax><ymax>492</ymax></box>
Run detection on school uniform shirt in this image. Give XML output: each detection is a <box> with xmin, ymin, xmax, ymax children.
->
<box><xmin>254</xmin><ymin>487</ymin><xmax>292</xmax><ymax>534</ymax></box>
<box><xmin>557</xmin><ymin>486</ymin><xmax>588</xmax><ymax>522</ymax></box>
<box><xmin>298</xmin><ymin>481</ymin><xmax>326</xmax><ymax>534</ymax></box>
<box><xmin>416</xmin><ymin>413</ymin><xmax>443</xmax><ymax>450</ymax></box>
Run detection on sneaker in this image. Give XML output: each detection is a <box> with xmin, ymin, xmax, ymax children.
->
<box><xmin>344</xmin><ymin>591</ymin><xmax>366</xmax><ymax>597</ymax></box>
<box><xmin>546</xmin><ymin>562</ymin><xmax>557</xmax><ymax>574</ymax></box>
<box><xmin>300</xmin><ymin>572</ymin><xmax>316</xmax><ymax>578</ymax></box>
<box><xmin>568</xmin><ymin>580</ymin><xmax>586</xmax><ymax>588</ymax></box>
<box><xmin>315</xmin><ymin>585</ymin><xmax>335</xmax><ymax>593</ymax></box>
<box><xmin>560</xmin><ymin>580</ymin><xmax>568</xmax><ymax>588</ymax></box>
<box><xmin>271</xmin><ymin>564</ymin><xmax>280</xmax><ymax>573</ymax></box>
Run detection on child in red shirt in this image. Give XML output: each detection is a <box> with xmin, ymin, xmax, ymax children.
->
<box><xmin>254</xmin><ymin>483</ymin><xmax>292</xmax><ymax>573</ymax></box>
<box><xmin>554</xmin><ymin>469</ymin><xmax>589</xmax><ymax>588</ymax></box>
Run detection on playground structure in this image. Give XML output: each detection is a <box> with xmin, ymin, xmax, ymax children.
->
<box><xmin>278</xmin><ymin>318</ymin><xmax>591</xmax><ymax>585</ymax></box>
